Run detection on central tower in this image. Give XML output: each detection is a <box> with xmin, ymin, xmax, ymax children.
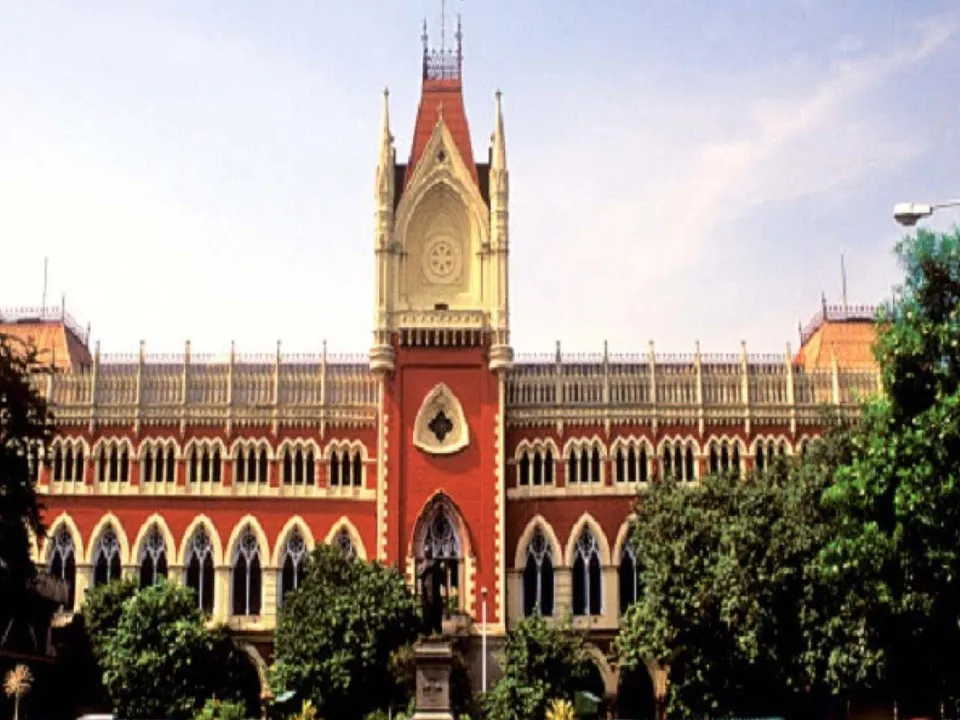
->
<box><xmin>370</xmin><ymin>17</ymin><xmax>512</xmax><ymax>633</ymax></box>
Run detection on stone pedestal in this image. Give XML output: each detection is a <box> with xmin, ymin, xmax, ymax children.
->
<box><xmin>412</xmin><ymin>638</ymin><xmax>455</xmax><ymax>720</ymax></box>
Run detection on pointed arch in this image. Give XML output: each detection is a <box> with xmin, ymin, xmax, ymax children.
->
<box><xmin>228</xmin><ymin>436</ymin><xmax>274</xmax><ymax>458</ymax></box>
<box><xmin>226</xmin><ymin>515</ymin><xmax>270</xmax><ymax>565</ymax></box>
<box><xmin>271</xmin><ymin>516</ymin><xmax>316</xmax><ymax>565</ymax></box>
<box><xmin>612</xmin><ymin>516</ymin><xmax>639</xmax><ymax>563</ymax></box>
<box><xmin>323</xmin><ymin>516</ymin><xmax>368</xmax><ymax>561</ymax></box>
<box><xmin>655</xmin><ymin>434</ymin><xmax>701</xmax><ymax>456</ymax></box>
<box><xmin>413</xmin><ymin>383</ymin><xmax>469</xmax><ymax>456</ymax></box>
<box><xmin>564</xmin><ymin>513</ymin><xmax>611</xmax><ymax>567</ymax></box>
<box><xmin>514</xmin><ymin>515</ymin><xmax>562</xmax><ymax>569</ymax></box>
<box><xmin>177</xmin><ymin>515</ymin><xmax>224</xmax><ymax>566</ymax></box>
<box><xmin>409</xmin><ymin>491</ymin><xmax>475</xmax><ymax>559</ymax></box>
<box><xmin>561</xmin><ymin>434</ymin><xmax>608</xmax><ymax>459</ymax></box>
<box><xmin>136</xmin><ymin>436</ymin><xmax>181</xmax><ymax>457</ymax></box>
<box><xmin>44</xmin><ymin>513</ymin><xmax>82</xmax><ymax>562</ymax></box>
<box><xmin>132</xmin><ymin>514</ymin><xmax>177</xmax><ymax>563</ymax></box>
<box><xmin>86</xmin><ymin>513</ymin><xmax>131</xmax><ymax>565</ymax></box>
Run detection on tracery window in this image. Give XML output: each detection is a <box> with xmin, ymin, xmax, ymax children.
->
<box><xmin>52</xmin><ymin>440</ymin><xmax>85</xmax><ymax>482</ymax></box>
<box><xmin>619</xmin><ymin>536</ymin><xmax>640</xmax><ymax>615</ymax></box>
<box><xmin>709</xmin><ymin>439</ymin><xmax>742</xmax><ymax>478</ymax></box>
<box><xmin>660</xmin><ymin>440</ymin><xmax>696</xmax><ymax>482</ymax></box>
<box><xmin>571</xmin><ymin>527</ymin><xmax>602</xmax><ymax>616</ymax></box>
<box><xmin>419</xmin><ymin>504</ymin><xmax>462</xmax><ymax>598</ymax></box>
<box><xmin>333</xmin><ymin>527</ymin><xmax>358</xmax><ymax>561</ymax></box>
<box><xmin>522</xmin><ymin>527</ymin><xmax>554</xmax><ymax>617</ymax></box>
<box><xmin>96</xmin><ymin>441</ymin><xmax>131</xmax><ymax>483</ymax></box>
<box><xmin>328</xmin><ymin>448</ymin><xmax>364</xmax><ymax>488</ymax></box>
<box><xmin>188</xmin><ymin>442</ymin><xmax>222</xmax><ymax>484</ymax></box>
<box><xmin>138</xmin><ymin>524</ymin><xmax>168</xmax><ymax>588</ymax></box>
<box><xmin>185</xmin><ymin>527</ymin><xmax>215</xmax><ymax>614</ymax></box>
<box><xmin>614</xmin><ymin>441</ymin><xmax>650</xmax><ymax>483</ymax></box>
<box><xmin>282</xmin><ymin>445</ymin><xmax>316</xmax><ymax>486</ymax></box>
<box><xmin>232</xmin><ymin>527</ymin><xmax>262</xmax><ymax>616</ymax></box>
<box><xmin>279</xmin><ymin>529</ymin><xmax>308</xmax><ymax>605</ymax></box>
<box><xmin>235</xmin><ymin>444</ymin><xmax>269</xmax><ymax>484</ymax></box>
<box><xmin>92</xmin><ymin>527</ymin><xmax>123</xmax><ymax>587</ymax></box>
<box><xmin>142</xmin><ymin>442</ymin><xmax>176</xmax><ymax>483</ymax></box>
<box><xmin>48</xmin><ymin>525</ymin><xmax>76</xmax><ymax>608</ymax></box>
<box><xmin>517</xmin><ymin>447</ymin><xmax>555</xmax><ymax>487</ymax></box>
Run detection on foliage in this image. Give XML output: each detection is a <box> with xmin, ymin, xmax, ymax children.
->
<box><xmin>82</xmin><ymin>576</ymin><xmax>139</xmax><ymax>660</ymax></box>
<box><xmin>821</xmin><ymin>227</ymin><xmax>960</xmax><ymax>711</ymax></box>
<box><xmin>482</xmin><ymin>615</ymin><xmax>590</xmax><ymax>720</ymax></box>
<box><xmin>272</xmin><ymin>544</ymin><xmax>420</xmax><ymax>720</ymax></box>
<box><xmin>288</xmin><ymin>699</ymin><xmax>319</xmax><ymax>720</ymax></box>
<box><xmin>4</xmin><ymin>663</ymin><xmax>34</xmax><ymax>720</ymax></box>
<box><xmin>98</xmin><ymin>581</ymin><xmax>257</xmax><ymax>720</ymax></box>
<box><xmin>0</xmin><ymin>334</ymin><xmax>52</xmax><ymax>608</ymax></box>
<box><xmin>194</xmin><ymin>697</ymin><xmax>249</xmax><ymax>720</ymax></box>
<box><xmin>544</xmin><ymin>698</ymin><xmax>576</xmax><ymax>720</ymax></box>
<box><xmin>616</xmin><ymin>432</ymin><xmax>852</xmax><ymax>720</ymax></box>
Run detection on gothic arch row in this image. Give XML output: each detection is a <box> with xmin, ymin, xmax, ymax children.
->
<box><xmin>38</xmin><ymin>511</ymin><xmax>368</xmax><ymax>616</ymax></box>
<box><xmin>45</xmin><ymin>435</ymin><xmax>372</xmax><ymax>488</ymax></box>
<box><xmin>512</xmin><ymin>513</ymin><xmax>648</xmax><ymax>620</ymax></box>
<box><xmin>513</xmin><ymin>432</ymin><xmax>805</xmax><ymax>487</ymax></box>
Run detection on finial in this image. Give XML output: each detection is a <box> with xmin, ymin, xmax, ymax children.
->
<box><xmin>840</xmin><ymin>252</ymin><xmax>848</xmax><ymax>312</ymax></box>
<box><xmin>139</xmin><ymin>339</ymin><xmax>145</xmax><ymax>360</ymax></box>
<box><xmin>555</xmin><ymin>340</ymin><xmax>561</xmax><ymax>363</ymax></box>
<box><xmin>322</xmin><ymin>339</ymin><xmax>328</xmax><ymax>362</ymax></box>
<box><xmin>230</xmin><ymin>340</ymin><xmax>236</xmax><ymax>360</ymax></box>
<box><xmin>456</xmin><ymin>12</ymin><xmax>463</xmax><ymax>72</ymax></box>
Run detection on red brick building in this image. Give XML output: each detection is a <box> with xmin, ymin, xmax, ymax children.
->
<box><xmin>1</xmin><ymin>23</ymin><xmax>881</xmax><ymax>709</ymax></box>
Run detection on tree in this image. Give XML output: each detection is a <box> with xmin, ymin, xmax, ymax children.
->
<box><xmin>0</xmin><ymin>335</ymin><xmax>52</xmax><ymax>608</ymax></box>
<box><xmin>821</xmin><ymin>227</ymin><xmax>960</xmax><ymax>712</ymax></box>
<box><xmin>616</xmin><ymin>433</ymin><xmax>853</xmax><ymax>720</ymax></box>
<box><xmin>4</xmin><ymin>664</ymin><xmax>33</xmax><ymax>720</ymax></box>
<box><xmin>483</xmin><ymin>615</ymin><xmax>590</xmax><ymax>720</ymax></box>
<box><xmin>272</xmin><ymin>544</ymin><xmax>420</xmax><ymax>720</ymax></box>
<box><xmin>83</xmin><ymin>576</ymin><xmax>139</xmax><ymax>660</ymax></box>
<box><xmin>98</xmin><ymin>581</ymin><xmax>257</xmax><ymax>720</ymax></box>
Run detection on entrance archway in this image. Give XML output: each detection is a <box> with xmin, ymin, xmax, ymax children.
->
<box><xmin>412</xmin><ymin>494</ymin><xmax>469</xmax><ymax>611</ymax></box>
<box><xmin>616</xmin><ymin>663</ymin><xmax>656</xmax><ymax>720</ymax></box>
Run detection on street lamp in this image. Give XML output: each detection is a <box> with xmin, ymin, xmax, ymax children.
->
<box><xmin>893</xmin><ymin>199</ymin><xmax>960</xmax><ymax>227</ymax></box>
<box><xmin>481</xmin><ymin>586</ymin><xmax>488</xmax><ymax>693</ymax></box>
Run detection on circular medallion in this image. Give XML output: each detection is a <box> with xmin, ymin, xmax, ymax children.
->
<box><xmin>422</xmin><ymin>236</ymin><xmax>462</xmax><ymax>284</ymax></box>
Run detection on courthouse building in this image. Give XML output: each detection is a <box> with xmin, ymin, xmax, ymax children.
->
<box><xmin>1</xmin><ymin>21</ymin><xmax>881</xmax><ymax>708</ymax></box>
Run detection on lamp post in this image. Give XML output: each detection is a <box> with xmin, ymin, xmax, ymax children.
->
<box><xmin>481</xmin><ymin>586</ymin><xmax>488</xmax><ymax>693</ymax></box>
<box><xmin>893</xmin><ymin>199</ymin><xmax>960</xmax><ymax>226</ymax></box>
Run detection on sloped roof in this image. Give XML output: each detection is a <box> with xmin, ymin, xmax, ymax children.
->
<box><xmin>0</xmin><ymin>309</ymin><xmax>92</xmax><ymax>371</ymax></box>
<box><xmin>795</xmin><ymin>305</ymin><xmax>878</xmax><ymax>371</ymax></box>
<box><xmin>405</xmin><ymin>77</ymin><xmax>478</xmax><ymax>189</ymax></box>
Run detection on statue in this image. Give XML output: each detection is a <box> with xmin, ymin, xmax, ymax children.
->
<box><xmin>418</xmin><ymin>546</ymin><xmax>446</xmax><ymax>637</ymax></box>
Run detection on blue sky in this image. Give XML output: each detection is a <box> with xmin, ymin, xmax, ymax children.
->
<box><xmin>1</xmin><ymin>1</ymin><xmax>958</xmax><ymax>356</ymax></box>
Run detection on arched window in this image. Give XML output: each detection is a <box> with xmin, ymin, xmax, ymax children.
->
<box><xmin>419</xmin><ymin>504</ymin><xmax>461</xmax><ymax>597</ymax></box>
<box><xmin>661</xmin><ymin>442</ymin><xmax>673</xmax><ymax>479</ymax></box>
<box><xmin>48</xmin><ymin>526</ymin><xmax>76</xmax><ymax>608</ymax></box>
<box><xmin>684</xmin><ymin>445</ymin><xmax>695</xmax><ymax>481</ymax></box>
<box><xmin>567</xmin><ymin>450</ymin><xmax>579</xmax><ymax>484</ymax></box>
<box><xmin>544</xmin><ymin>449</ymin><xmax>554</xmax><ymax>484</ymax></box>
<box><xmin>189</xmin><ymin>444</ymin><xmax>222</xmax><ymax>483</ymax></box>
<box><xmin>232</xmin><ymin>527</ymin><xmax>262</xmax><ymax>616</ymax></box>
<box><xmin>619</xmin><ymin>539</ymin><xmax>639</xmax><ymax>615</ymax></box>
<box><xmin>279</xmin><ymin>529</ymin><xmax>308</xmax><ymax>605</ymax></box>
<box><xmin>329</xmin><ymin>451</ymin><xmax>341</xmax><ymax>486</ymax></box>
<box><xmin>519</xmin><ymin>452</ymin><xmax>530</xmax><ymax>486</ymax></box>
<box><xmin>522</xmin><ymin>528</ymin><xmax>554</xmax><ymax>617</ymax></box>
<box><xmin>571</xmin><ymin>527</ymin><xmax>602</xmax><ymax>616</ymax></box>
<box><xmin>93</xmin><ymin>527</ymin><xmax>123</xmax><ymax>587</ymax></box>
<box><xmin>334</xmin><ymin>528</ymin><xmax>357</xmax><ymax>561</ymax></box>
<box><xmin>185</xmin><ymin>528</ymin><xmax>215</xmax><ymax>614</ymax></box>
<box><xmin>615</xmin><ymin>448</ymin><xmax>626</xmax><ymax>482</ymax></box>
<box><xmin>283</xmin><ymin>446</ymin><xmax>316</xmax><ymax>486</ymax></box>
<box><xmin>53</xmin><ymin>445</ymin><xmax>63</xmax><ymax>482</ymax></box>
<box><xmin>351</xmin><ymin>453</ymin><xmax>362</xmax><ymax>487</ymax></box>
<box><xmin>139</xmin><ymin>525</ymin><xmax>168</xmax><ymax>588</ymax></box>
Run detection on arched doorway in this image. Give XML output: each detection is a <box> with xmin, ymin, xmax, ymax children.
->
<box><xmin>616</xmin><ymin>663</ymin><xmax>656</xmax><ymax>720</ymax></box>
<box><xmin>576</xmin><ymin>661</ymin><xmax>609</xmax><ymax>719</ymax></box>
<box><xmin>413</xmin><ymin>495</ymin><xmax>466</xmax><ymax>610</ymax></box>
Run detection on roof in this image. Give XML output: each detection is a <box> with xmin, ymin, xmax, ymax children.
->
<box><xmin>795</xmin><ymin>304</ymin><xmax>878</xmax><ymax>371</ymax></box>
<box><xmin>405</xmin><ymin>77</ymin><xmax>478</xmax><ymax>189</ymax></box>
<box><xmin>0</xmin><ymin>307</ymin><xmax>92</xmax><ymax>371</ymax></box>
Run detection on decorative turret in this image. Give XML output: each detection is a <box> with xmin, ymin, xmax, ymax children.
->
<box><xmin>370</xmin><ymin>87</ymin><xmax>397</xmax><ymax>374</ymax></box>
<box><xmin>488</xmin><ymin>90</ymin><xmax>513</xmax><ymax>372</ymax></box>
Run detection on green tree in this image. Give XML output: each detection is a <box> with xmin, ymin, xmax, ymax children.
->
<box><xmin>98</xmin><ymin>581</ymin><xmax>256</xmax><ymax>719</ymax></box>
<box><xmin>272</xmin><ymin>544</ymin><xmax>420</xmax><ymax>720</ymax></box>
<box><xmin>82</xmin><ymin>576</ymin><xmax>139</xmax><ymax>660</ymax></box>
<box><xmin>0</xmin><ymin>335</ymin><xmax>52</xmax><ymax>606</ymax></box>
<box><xmin>616</xmin><ymin>434</ymin><xmax>851</xmax><ymax>720</ymax></box>
<box><xmin>822</xmin><ymin>227</ymin><xmax>960</xmax><ymax>712</ymax></box>
<box><xmin>482</xmin><ymin>615</ymin><xmax>590</xmax><ymax>720</ymax></box>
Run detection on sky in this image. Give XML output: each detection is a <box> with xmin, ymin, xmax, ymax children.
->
<box><xmin>1</xmin><ymin>1</ymin><xmax>959</xmax><ymax>357</ymax></box>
